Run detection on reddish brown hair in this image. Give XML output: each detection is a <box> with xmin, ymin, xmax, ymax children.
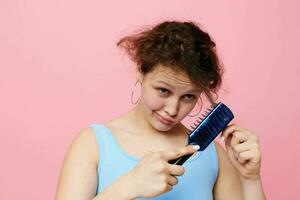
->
<box><xmin>117</xmin><ymin>20</ymin><xmax>224</xmax><ymax>103</ymax></box>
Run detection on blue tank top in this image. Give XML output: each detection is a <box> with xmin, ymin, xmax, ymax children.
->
<box><xmin>89</xmin><ymin>124</ymin><xmax>219</xmax><ymax>200</ymax></box>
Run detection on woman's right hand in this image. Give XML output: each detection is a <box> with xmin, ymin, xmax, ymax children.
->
<box><xmin>123</xmin><ymin>145</ymin><xmax>200</xmax><ymax>199</ymax></box>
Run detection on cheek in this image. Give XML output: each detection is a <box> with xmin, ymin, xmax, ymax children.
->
<box><xmin>141</xmin><ymin>90</ymin><xmax>164</xmax><ymax>110</ymax></box>
<box><xmin>177</xmin><ymin>102</ymin><xmax>198</xmax><ymax>118</ymax></box>
<box><xmin>147</xmin><ymin>98</ymin><xmax>164</xmax><ymax>110</ymax></box>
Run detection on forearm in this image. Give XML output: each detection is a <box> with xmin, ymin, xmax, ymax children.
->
<box><xmin>240</xmin><ymin>175</ymin><xmax>266</xmax><ymax>200</ymax></box>
<box><xmin>92</xmin><ymin>174</ymin><xmax>137</xmax><ymax>200</ymax></box>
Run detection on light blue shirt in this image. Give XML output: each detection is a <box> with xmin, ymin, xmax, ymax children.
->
<box><xmin>90</xmin><ymin>124</ymin><xmax>218</xmax><ymax>200</ymax></box>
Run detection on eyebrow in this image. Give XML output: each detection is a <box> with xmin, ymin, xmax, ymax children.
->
<box><xmin>156</xmin><ymin>80</ymin><xmax>199</xmax><ymax>93</ymax></box>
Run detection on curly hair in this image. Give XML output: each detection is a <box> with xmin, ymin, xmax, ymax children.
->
<box><xmin>117</xmin><ymin>20</ymin><xmax>224</xmax><ymax>104</ymax></box>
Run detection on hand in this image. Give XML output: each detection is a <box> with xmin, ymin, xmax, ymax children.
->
<box><xmin>220</xmin><ymin>124</ymin><xmax>262</xmax><ymax>181</ymax></box>
<box><xmin>124</xmin><ymin>145</ymin><xmax>199</xmax><ymax>199</ymax></box>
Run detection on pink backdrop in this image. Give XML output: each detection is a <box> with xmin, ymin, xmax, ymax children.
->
<box><xmin>1</xmin><ymin>0</ymin><xmax>299</xmax><ymax>199</ymax></box>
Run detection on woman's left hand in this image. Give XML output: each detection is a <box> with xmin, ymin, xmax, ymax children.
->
<box><xmin>220</xmin><ymin>124</ymin><xmax>262</xmax><ymax>181</ymax></box>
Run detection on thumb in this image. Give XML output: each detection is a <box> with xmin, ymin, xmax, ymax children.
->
<box><xmin>161</xmin><ymin>145</ymin><xmax>200</xmax><ymax>161</ymax></box>
<box><xmin>224</xmin><ymin>134</ymin><xmax>232</xmax><ymax>150</ymax></box>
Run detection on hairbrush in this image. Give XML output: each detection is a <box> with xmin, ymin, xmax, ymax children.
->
<box><xmin>168</xmin><ymin>102</ymin><xmax>234</xmax><ymax>165</ymax></box>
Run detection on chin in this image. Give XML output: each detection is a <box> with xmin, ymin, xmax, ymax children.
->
<box><xmin>154</xmin><ymin>124</ymin><xmax>173</xmax><ymax>132</ymax></box>
<box><xmin>150</xmin><ymin>111</ymin><xmax>175</xmax><ymax>132</ymax></box>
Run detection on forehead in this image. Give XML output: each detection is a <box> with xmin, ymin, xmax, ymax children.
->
<box><xmin>146</xmin><ymin>65</ymin><xmax>199</xmax><ymax>90</ymax></box>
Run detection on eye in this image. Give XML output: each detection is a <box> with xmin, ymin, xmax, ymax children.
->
<box><xmin>157</xmin><ymin>88</ymin><xmax>169</xmax><ymax>95</ymax></box>
<box><xmin>183</xmin><ymin>94</ymin><xmax>196</xmax><ymax>101</ymax></box>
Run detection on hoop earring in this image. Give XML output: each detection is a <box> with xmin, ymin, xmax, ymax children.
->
<box><xmin>188</xmin><ymin>98</ymin><xmax>203</xmax><ymax>117</ymax></box>
<box><xmin>131</xmin><ymin>80</ymin><xmax>142</xmax><ymax>105</ymax></box>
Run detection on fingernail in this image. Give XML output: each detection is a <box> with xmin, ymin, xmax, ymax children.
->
<box><xmin>192</xmin><ymin>145</ymin><xmax>200</xmax><ymax>150</ymax></box>
<box><xmin>220</xmin><ymin>136</ymin><xmax>225</xmax><ymax>143</ymax></box>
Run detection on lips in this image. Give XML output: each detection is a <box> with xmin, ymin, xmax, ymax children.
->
<box><xmin>155</xmin><ymin>112</ymin><xmax>174</xmax><ymax>125</ymax></box>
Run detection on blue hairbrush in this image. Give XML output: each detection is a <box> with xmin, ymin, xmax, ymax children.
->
<box><xmin>168</xmin><ymin>102</ymin><xmax>234</xmax><ymax>165</ymax></box>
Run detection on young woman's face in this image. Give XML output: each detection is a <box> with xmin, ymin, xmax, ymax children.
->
<box><xmin>137</xmin><ymin>64</ymin><xmax>202</xmax><ymax>132</ymax></box>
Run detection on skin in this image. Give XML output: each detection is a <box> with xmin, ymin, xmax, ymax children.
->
<box><xmin>55</xmin><ymin>64</ymin><xmax>266</xmax><ymax>200</ymax></box>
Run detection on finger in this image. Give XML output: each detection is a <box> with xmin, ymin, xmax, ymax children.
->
<box><xmin>224</xmin><ymin>133</ymin><xmax>232</xmax><ymax>150</ymax></box>
<box><xmin>166</xmin><ymin>184</ymin><xmax>173</xmax><ymax>192</ymax></box>
<box><xmin>237</xmin><ymin>150</ymin><xmax>252</xmax><ymax>163</ymax></box>
<box><xmin>230</xmin><ymin>138</ymin><xmax>253</xmax><ymax>159</ymax></box>
<box><xmin>168</xmin><ymin>165</ymin><xmax>185</xmax><ymax>176</ymax></box>
<box><xmin>237</xmin><ymin>151</ymin><xmax>248</xmax><ymax>164</ymax></box>
<box><xmin>221</xmin><ymin>124</ymin><xmax>248</xmax><ymax>141</ymax></box>
<box><xmin>230</xmin><ymin>131</ymin><xmax>250</xmax><ymax>147</ymax></box>
<box><xmin>237</xmin><ymin>149</ymin><xmax>260</xmax><ymax>164</ymax></box>
<box><xmin>232</xmin><ymin>141</ymin><xmax>253</xmax><ymax>153</ymax></box>
<box><xmin>232</xmin><ymin>141</ymin><xmax>259</xmax><ymax>154</ymax></box>
<box><xmin>166</xmin><ymin>175</ymin><xmax>179</xmax><ymax>186</ymax></box>
<box><xmin>162</xmin><ymin>145</ymin><xmax>199</xmax><ymax>161</ymax></box>
<box><xmin>223</xmin><ymin>130</ymin><xmax>249</xmax><ymax>150</ymax></box>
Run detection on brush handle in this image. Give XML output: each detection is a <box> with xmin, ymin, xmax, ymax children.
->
<box><xmin>168</xmin><ymin>153</ymin><xmax>194</xmax><ymax>165</ymax></box>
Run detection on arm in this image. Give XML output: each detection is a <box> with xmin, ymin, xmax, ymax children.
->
<box><xmin>240</xmin><ymin>176</ymin><xmax>266</xmax><ymax>200</ymax></box>
<box><xmin>215</xmin><ymin>124</ymin><xmax>267</xmax><ymax>200</ymax></box>
<box><xmin>55</xmin><ymin>128</ymin><xmax>134</xmax><ymax>200</ymax></box>
<box><xmin>213</xmin><ymin>141</ymin><xmax>243</xmax><ymax>200</ymax></box>
<box><xmin>92</xmin><ymin>173</ymin><xmax>136</xmax><ymax>200</ymax></box>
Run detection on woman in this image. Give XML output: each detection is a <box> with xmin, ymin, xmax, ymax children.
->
<box><xmin>55</xmin><ymin>21</ymin><xmax>266</xmax><ymax>199</ymax></box>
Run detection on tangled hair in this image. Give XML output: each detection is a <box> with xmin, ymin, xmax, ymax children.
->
<box><xmin>117</xmin><ymin>20</ymin><xmax>224</xmax><ymax>104</ymax></box>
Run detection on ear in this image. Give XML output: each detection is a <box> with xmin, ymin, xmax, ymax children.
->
<box><xmin>136</xmin><ymin>67</ymin><xmax>144</xmax><ymax>83</ymax></box>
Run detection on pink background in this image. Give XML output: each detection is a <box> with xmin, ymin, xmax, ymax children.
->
<box><xmin>1</xmin><ymin>0</ymin><xmax>299</xmax><ymax>199</ymax></box>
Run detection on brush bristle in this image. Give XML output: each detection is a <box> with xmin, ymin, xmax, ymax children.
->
<box><xmin>187</xmin><ymin>102</ymin><xmax>234</xmax><ymax>151</ymax></box>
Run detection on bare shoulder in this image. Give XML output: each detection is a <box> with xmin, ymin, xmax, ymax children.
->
<box><xmin>55</xmin><ymin>127</ymin><xmax>99</xmax><ymax>200</ymax></box>
<box><xmin>68</xmin><ymin>127</ymin><xmax>99</xmax><ymax>165</ymax></box>
<box><xmin>74</xmin><ymin>127</ymin><xmax>99</xmax><ymax>163</ymax></box>
<box><xmin>213</xmin><ymin>141</ymin><xmax>243</xmax><ymax>200</ymax></box>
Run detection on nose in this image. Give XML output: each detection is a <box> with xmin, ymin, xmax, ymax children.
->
<box><xmin>164</xmin><ymin>98</ymin><xmax>179</xmax><ymax>117</ymax></box>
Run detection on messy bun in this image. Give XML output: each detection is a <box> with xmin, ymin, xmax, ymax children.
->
<box><xmin>117</xmin><ymin>20</ymin><xmax>224</xmax><ymax>103</ymax></box>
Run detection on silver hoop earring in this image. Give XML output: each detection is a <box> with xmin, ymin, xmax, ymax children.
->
<box><xmin>131</xmin><ymin>80</ymin><xmax>142</xmax><ymax>105</ymax></box>
<box><xmin>188</xmin><ymin>98</ymin><xmax>203</xmax><ymax>117</ymax></box>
